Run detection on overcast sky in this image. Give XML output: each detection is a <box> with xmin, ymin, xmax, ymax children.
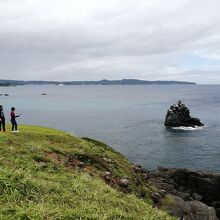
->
<box><xmin>0</xmin><ymin>0</ymin><xmax>220</xmax><ymax>83</ymax></box>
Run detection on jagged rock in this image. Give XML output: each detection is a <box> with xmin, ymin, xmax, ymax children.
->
<box><xmin>149</xmin><ymin>176</ymin><xmax>177</xmax><ymax>194</ymax></box>
<box><xmin>141</xmin><ymin>168</ymin><xmax>148</xmax><ymax>173</ymax></box>
<box><xmin>173</xmin><ymin>169</ymin><xmax>220</xmax><ymax>204</ymax></box>
<box><xmin>142</xmin><ymin>172</ymin><xmax>149</xmax><ymax>181</ymax></box>
<box><xmin>192</xmin><ymin>193</ymin><xmax>203</xmax><ymax>201</ymax></box>
<box><xmin>160</xmin><ymin>189</ymin><xmax>167</xmax><ymax>195</ymax></box>
<box><xmin>163</xmin><ymin>196</ymin><xmax>218</xmax><ymax>220</ymax></box>
<box><xmin>158</xmin><ymin>166</ymin><xmax>169</xmax><ymax>172</ymax></box>
<box><xmin>0</xmin><ymin>94</ymin><xmax>9</xmax><ymax>96</ymax></box>
<box><xmin>163</xmin><ymin>195</ymin><xmax>194</xmax><ymax>219</ymax></box>
<box><xmin>149</xmin><ymin>167</ymin><xmax>220</xmax><ymax>219</ymax></box>
<box><xmin>134</xmin><ymin>177</ymin><xmax>142</xmax><ymax>186</ymax></box>
<box><xmin>212</xmin><ymin>201</ymin><xmax>220</xmax><ymax>208</ymax></box>
<box><xmin>189</xmin><ymin>201</ymin><xmax>218</xmax><ymax>220</ymax></box>
<box><xmin>132</xmin><ymin>165</ymin><xmax>142</xmax><ymax>173</ymax></box>
<box><xmin>161</xmin><ymin>183</ymin><xmax>177</xmax><ymax>194</ymax></box>
<box><xmin>151</xmin><ymin>192</ymin><xmax>161</xmax><ymax>204</ymax></box>
<box><xmin>103</xmin><ymin>172</ymin><xmax>111</xmax><ymax>182</ymax></box>
<box><xmin>176</xmin><ymin>191</ymin><xmax>191</xmax><ymax>201</ymax></box>
<box><xmin>118</xmin><ymin>178</ymin><xmax>129</xmax><ymax>187</ymax></box>
<box><xmin>164</xmin><ymin>100</ymin><xmax>204</xmax><ymax>127</ymax></box>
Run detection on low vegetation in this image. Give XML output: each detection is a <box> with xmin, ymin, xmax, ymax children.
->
<box><xmin>0</xmin><ymin>125</ymin><xmax>174</xmax><ymax>219</ymax></box>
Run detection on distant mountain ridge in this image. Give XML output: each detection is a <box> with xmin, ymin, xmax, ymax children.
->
<box><xmin>0</xmin><ymin>79</ymin><xmax>196</xmax><ymax>86</ymax></box>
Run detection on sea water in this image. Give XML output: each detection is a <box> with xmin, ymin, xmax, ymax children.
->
<box><xmin>1</xmin><ymin>84</ymin><xmax>220</xmax><ymax>171</ymax></box>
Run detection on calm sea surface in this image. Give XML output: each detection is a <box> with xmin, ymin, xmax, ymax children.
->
<box><xmin>1</xmin><ymin>85</ymin><xmax>220</xmax><ymax>171</ymax></box>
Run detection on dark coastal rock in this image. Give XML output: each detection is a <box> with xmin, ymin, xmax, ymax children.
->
<box><xmin>134</xmin><ymin>177</ymin><xmax>142</xmax><ymax>186</ymax></box>
<box><xmin>164</xmin><ymin>100</ymin><xmax>204</xmax><ymax>127</ymax></box>
<box><xmin>0</xmin><ymin>94</ymin><xmax>9</xmax><ymax>96</ymax></box>
<box><xmin>151</xmin><ymin>192</ymin><xmax>161</xmax><ymax>204</ymax></box>
<box><xmin>173</xmin><ymin>169</ymin><xmax>220</xmax><ymax>204</ymax></box>
<box><xmin>192</xmin><ymin>193</ymin><xmax>203</xmax><ymax>201</ymax></box>
<box><xmin>163</xmin><ymin>195</ymin><xmax>193</xmax><ymax>219</ymax></box>
<box><xmin>149</xmin><ymin>168</ymin><xmax>220</xmax><ymax>219</ymax></box>
<box><xmin>132</xmin><ymin>165</ymin><xmax>142</xmax><ymax>173</ymax></box>
<box><xmin>176</xmin><ymin>191</ymin><xmax>191</xmax><ymax>201</ymax></box>
<box><xmin>164</xmin><ymin>196</ymin><xmax>218</xmax><ymax>220</ymax></box>
<box><xmin>142</xmin><ymin>172</ymin><xmax>149</xmax><ymax>181</ymax></box>
<box><xmin>189</xmin><ymin>201</ymin><xmax>218</xmax><ymax>220</ymax></box>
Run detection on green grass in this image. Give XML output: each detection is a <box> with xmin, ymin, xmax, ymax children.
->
<box><xmin>0</xmin><ymin>125</ymin><xmax>175</xmax><ymax>219</ymax></box>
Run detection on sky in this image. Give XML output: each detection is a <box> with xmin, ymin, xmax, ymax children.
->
<box><xmin>0</xmin><ymin>0</ymin><xmax>220</xmax><ymax>84</ymax></box>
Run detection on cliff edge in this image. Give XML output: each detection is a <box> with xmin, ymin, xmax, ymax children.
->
<box><xmin>0</xmin><ymin>125</ymin><xmax>173</xmax><ymax>219</ymax></box>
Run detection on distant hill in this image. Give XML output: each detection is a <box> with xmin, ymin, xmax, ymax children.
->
<box><xmin>0</xmin><ymin>79</ymin><xmax>196</xmax><ymax>86</ymax></box>
<box><xmin>0</xmin><ymin>82</ymin><xmax>10</xmax><ymax>87</ymax></box>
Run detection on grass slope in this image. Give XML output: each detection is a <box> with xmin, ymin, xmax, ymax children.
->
<box><xmin>0</xmin><ymin>125</ymin><xmax>174</xmax><ymax>220</ymax></box>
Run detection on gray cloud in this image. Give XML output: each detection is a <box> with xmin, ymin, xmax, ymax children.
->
<box><xmin>0</xmin><ymin>0</ymin><xmax>220</xmax><ymax>83</ymax></box>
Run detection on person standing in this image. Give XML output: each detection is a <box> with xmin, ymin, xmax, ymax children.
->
<box><xmin>0</xmin><ymin>105</ymin><xmax>6</xmax><ymax>132</ymax></box>
<box><xmin>10</xmin><ymin>107</ymin><xmax>21</xmax><ymax>132</ymax></box>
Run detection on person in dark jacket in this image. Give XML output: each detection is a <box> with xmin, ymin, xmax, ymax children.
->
<box><xmin>0</xmin><ymin>105</ymin><xmax>6</xmax><ymax>132</ymax></box>
<box><xmin>10</xmin><ymin>107</ymin><xmax>21</xmax><ymax>132</ymax></box>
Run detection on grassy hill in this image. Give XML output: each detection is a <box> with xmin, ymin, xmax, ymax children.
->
<box><xmin>0</xmin><ymin>125</ymin><xmax>174</xmax><ymax>219</ymax></box>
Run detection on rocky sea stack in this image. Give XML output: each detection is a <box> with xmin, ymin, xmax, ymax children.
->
<box><xmin>164</xmin><ymin>100</ymin><xmax>204</xmax><ymax>127</ymax></box>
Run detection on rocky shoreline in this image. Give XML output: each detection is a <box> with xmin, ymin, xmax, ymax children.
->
<box><xmin>148</xmin><ymin>167</ymin><xmax>220</xmax><ymax>219</ymax></box>
<box><xmin>101</xmin><ymin>156</ymin><xmax>220</xmax><ymax>219</ymax></box>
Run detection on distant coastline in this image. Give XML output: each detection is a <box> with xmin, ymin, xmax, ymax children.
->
<box><xmin>0</xmin><ymin>82</ymin><xmax>11</xmax><ymax>87</ymax></box>
<box><xmin>0</xmin><ymin>79</ymin><xmax>196</xmax><ymax>86</ymax></box>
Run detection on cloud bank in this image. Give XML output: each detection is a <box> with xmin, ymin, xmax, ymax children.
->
<box><xmin>0</xmin><ymin>0</ymin><xmax>220</xmax><ymax>83</ymax></box>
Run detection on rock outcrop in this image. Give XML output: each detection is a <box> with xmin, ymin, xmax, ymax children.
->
<box><xmin>149</xmin><ymin>167</ymin><xmax>220</xmax><ymax>219</ymax></box>
<box><xmin>164</xmin><ymin>100</ymin><xmax>204</xmax><ymax>127</ymax></box>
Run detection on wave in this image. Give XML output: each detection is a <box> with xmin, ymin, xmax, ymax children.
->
<box><xmin>171</xmin><ymin>125</ymin><xmax>206</xmax><ymax>131</ymax></box>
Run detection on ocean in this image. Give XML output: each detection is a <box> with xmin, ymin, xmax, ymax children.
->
<box><xmin>1</xmin><ymin>84</ymin><xmax>220</xmax><ymax>171</ymax></box>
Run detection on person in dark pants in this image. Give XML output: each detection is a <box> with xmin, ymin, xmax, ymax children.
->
<box><xmin>0</xmin><ymin>105</ymin><xmax>6</xmax><ymax>132</ymax></box>
<box><xmin>10</xmin><ymin>107</ymin><xmax>21</xmax><ymax>132</ymax></box>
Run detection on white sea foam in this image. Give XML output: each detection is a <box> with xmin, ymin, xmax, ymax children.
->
<box><xmin>171</xmin><ymin>125</ymin><xmax>205</xmax><ymax>131</ymax></box>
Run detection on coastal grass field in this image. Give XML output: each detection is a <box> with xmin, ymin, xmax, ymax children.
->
<box><xmin>0</xmin><ymin>125</ymin><xmax>174</xmax><ymax>219</ymax></box>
